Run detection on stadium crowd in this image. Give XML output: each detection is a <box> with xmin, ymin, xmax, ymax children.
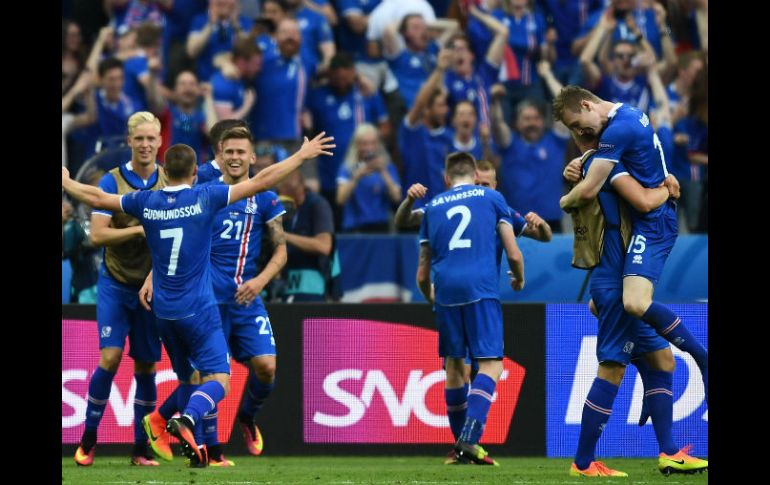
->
<box><xmin>62</xmin><ymin>0</ymin><xmax>708</xmax><ymax>303</ymax></box>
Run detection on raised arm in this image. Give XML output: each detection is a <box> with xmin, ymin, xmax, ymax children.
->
<box><xmin>61</xmin><ymin>167</ymin><xmax>123</xmax><ymax>213</ymax></box>
<box><xmin>187</xmin><ymin>9</ymin><xmax>216</xmax><ymax>58</ymax></box>
<box><xmin>394</xmin><ymin>183</ymin><xmax>428</xmax><ymax>229</ymax></box>
<box><xmin>580</xmin><ymin>10</ymin><xmax>615</xmax><ymax>87</ymax></box>
<box><xmin>229</xmin><ymin>133</ymin><xmax>335</xmax><ymax>204</ymax></box>
<box><xmin>469</xmin><ymin>5</ymin><xmax>509</xmax><ymax>67</ymax></box>
<box><xmin>405</xmin><ymin>48</ymin><xmax>452</xmax><ymax>125</ymax></box>
<box><xmin>489</xmin><ymin>83</ymin><xmax>512</xmax><ymax>148</ymax></box>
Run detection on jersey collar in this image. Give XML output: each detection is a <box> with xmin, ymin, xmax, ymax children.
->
<box><xmin>608</xmin><ymin>102</ymin><xmax>623</xmax><ymax>118</ymax></box>
<box><xmin>162</xmin><ymin>184</ymin><xmax>191</xmax><ymax>192</ymax></box>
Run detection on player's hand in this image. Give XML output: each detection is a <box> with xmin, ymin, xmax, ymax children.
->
<box><xmin>139</xmin><ymin>277</ymin><xmax>153</xmax><ymax>311</ymax></box>
<box><xmin>235</xmin><ymin>277</ymin><xmax>265</xmax><ymax>306</ymax></box>
<box><xmin>524</xmin><ymin>211</ymin><xmax>545</xmax><ymax>229</ymax></box>
<box><xmin>563</xmin><ymin>157</ymin><xmax>583</xmax><ymax>183</ymax></box>
<box><xmin>407</xmin><ymin>183</ymin><xmax>428</xmax><ymax>200</ymax></box>
<box><xmin>437</xmin><ymin>47</ymin><xmax>453</xmax><ymax>71</ymax></box>
<box><xmin>299</xmin><ymin>132</ymin><xmax>336</xmax><ymax>160</ymax></box>
<box><xmin>508</xmin><ymin>271</ymin><xmax>525</xmax><ymax>291</ymax></box>
<box><xmin>62</xmin><ymin>166</ymin><xmax>71</xmax><ymax>183</ymax></box>
<box><xmin>663</xmin><ymin>174</ymin><xmax>680</xmax><ymax>200</ymax></box>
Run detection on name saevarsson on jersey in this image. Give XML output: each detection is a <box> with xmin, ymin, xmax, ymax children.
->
<box><xmin>142</xmin><ymin>203</ymin><xmax>204</xmax><ymax>220</ymax></box>
<box><xmin>430</xmin><ymin>188</ymin><xmax>486</xmax><ymax>207</ymax></box>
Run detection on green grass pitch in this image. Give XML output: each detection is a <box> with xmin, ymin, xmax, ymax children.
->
<box><xmin>62</xmin><ymin>456</ymin><xmax>708</xmax><ymax>484</ymax></box>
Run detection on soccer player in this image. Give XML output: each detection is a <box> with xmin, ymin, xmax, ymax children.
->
<box><xmin>196</xmin><ymin>119</ymin><xmax>249</xmax><ymax>184</ymax></box>
<box><xmin>141</xmin><ymin>127</ymin><xmax>287</xmax><ymax>465</ymax></box>
<box><xmin>396</xmin><ymin>161</ymin><xmax>553</xmax><ymax>243</ymax></box>
<box><xmin>566</xmin><ymin>149</ymin><xmax>707</xmax><ymax>477</ymax></box>
<box><xmin>62</xmin><ymin>132</ymin><xmax>335</xmax><ymax>467</ymax></box>
<box><xmin>74</xmin><ymin>111</ymin><xmax>168</xmax><ymax>467</ymax></box>
<box><xmin>554</xmin><ymin>86</ymin><xmax>708</xmax><ymax>402</ymax></box>
<box><xmin>416</xmin><ymin>152</ymin><xmax>525</xmax><ymax>466</ymax></box>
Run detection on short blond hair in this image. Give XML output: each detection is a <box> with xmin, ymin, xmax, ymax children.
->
<box><xmin>476</xmin><ymin>160</ymin><xmax>496</xmax><ymax>175</ymax></box>
<box><xmin>127</xmin><ymin>111</ymin><xmax>161</xmax><ymax>136</ymax></box>
<box><xmin>552</xmin><ymin>85</ymin><xmax>602</xmax><ymax>123</ymax></box>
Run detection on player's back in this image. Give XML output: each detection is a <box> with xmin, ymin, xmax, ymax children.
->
<box><xmin>121</xmin><ymin>183</ymin><xmax>230</xmax><ymax>319</ymax></box>
<box><xmin>420</xmin><ymin>184</ymin><xmax>510</xmax><ymax>306</ymax></box>
<box><xmin>599</xmin><ymin>103</ymin><xmax>675</xmax><ymax>221</ymax></box>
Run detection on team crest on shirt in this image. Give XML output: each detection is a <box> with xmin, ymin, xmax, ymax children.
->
<box><xmin>101</xmin><ymin>326</ymin><xmax>112</xmax><ymax>338</ymax></box>
<box><xmin>167</xmin><ymin>196</ymin><xmax>176</xmax><ymax>203</ymax></box>
<box><xmin>410</xmin><ymin>56</ymin><xmax>421</xmax><ymax>68</ymax></box>
<box><xmin>623</xmin><ymin>341</ymin><xmax>635</xmax><ymax>354</ymax></box>
<box><xmin>338</xmin><ymin>102</ymin><xmax>352</xmax><ymax>120</ymax></box>
<box><xmin>244</xmin><ymin>198</ymin><xmax>258</xmax><ymax>214</ymax></box>
<box><xmin>633</xmin><ymin>254</ymin><xmax>643</xmax><ymax>264</ymax></box>
<box><xmin>538</xmin><ymin>147</ymin><xmax>547</xmax><ymax>159</ymax></box>
<box><xmin>298</xmin><ymin>18</ymin><xmax>309</xmax><ymax>30</ymax></box>
<box><xmin>639</xmin><ymin>113</ymin><xmax>650</xmax><ymax>127</ymax></box>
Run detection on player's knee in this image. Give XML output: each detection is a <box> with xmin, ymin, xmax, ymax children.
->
<box><xmin>588</xmin><ymin>299</ymin><xmax>598</xmax><ymax>317</ymax></box>
<box><xmin>598</xmin><ymin>362</ymin><xmax>625</xmax><ymax>386</ymax></box>
<box><xmin>622</xmin><ymin>294</ymin><xmax>648</xmax><ymax>318</ymax></box>
<box><xmin>649</xmin><ymin>349</ymin><xmax>676</xmax><ymax>373</ymax></box>
<box><xmin>134</xmin><ymin>361</ymin><xmax>156</xmax><ymax>374</ymax></box>
<box><xmin>253</xmin><ymin>360</ymin><xmax>276</xmax><ymax>383</ymax></box>
<box><xmin>99</xmin><ymin>348</ymin><xmax>123</xmax><ymax>372</ymax></box>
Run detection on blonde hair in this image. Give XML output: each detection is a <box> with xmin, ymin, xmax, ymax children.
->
<box><xmin>127</xmin><ymin>111</ymin><xmax>161</xmax><ymax>135</ymax></box>
<box><xmin>343</xmin><ymin>123</ymin><xmax>389</xmax><ymax>172</ymax></box>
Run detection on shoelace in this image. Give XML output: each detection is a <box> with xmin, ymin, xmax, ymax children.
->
<box><xmin>593</xmin><ymin>461</ymin><xmax>615</xmax><ymax>475</ymax></box>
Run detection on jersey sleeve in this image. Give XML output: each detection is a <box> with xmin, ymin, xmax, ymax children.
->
<box><xmin>418</xmin><ymin>207</ymin><xmax>429</xmax><ymax>244</ymax></box>
<box><xmin>119</xmin><ymin>190</ymin><xmax>145</xmax><ymax>219</ymax></box>
<box><xmin>262</xmin><ymin>191</ymin><xmax>286</xmax><ymax>222</ymax></box>
<box><xmin>491</xmin><ymin>191</ymin><xmax>513</xmax><ymax>226</ymax></box>
<box><xmin>594</xmin><ymin>123</ymin><xmax>631</xmax><ymax>164</ymax></box>
<box><xmin>207</xmin><ymin>184</ymin><xmax>231</xmax><ymax>211</ymax></box>
<box><xmin>509</xmin><ymin>207</ymin><xmax>527</xmax><ymax>236</ymax></box>
<box><xmin>93</xmin><ymin>172</ymin><xmax>119</xmax><ymax>217</ymax></box>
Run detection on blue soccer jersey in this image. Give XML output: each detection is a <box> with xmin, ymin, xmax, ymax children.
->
<box><xmin>307</xmin><ymin>85</ymin><xmax>388</xmax><ymax>192</ymax></box>
<box><xmin>387</xmin><ymin>42</ymin><xmax>439</xmax><ymax>108</ymax></box>
<box><xmin>444</xmin><ymin>62</ymin><xmax>497</xmax><ymax>127</ymax></box>
<box><xmin>211</xmin><ymin>70</ymin><xmax>246</xmax><ymax>114</ymax></box>
<box><xmin>594</xmin><ymin>103</ymin><xmax>674</xmax><ymax>222</ymax></box>
<box><xmin>419</xmin><ymin>184</ymin><xmax>512</xmax><ymax>305</ymax></box>
<box><xmin>123</xmin><ymin>55</ymin><xmax>150</xmax><ymax>111</ymax></box>
<box><xmin>120</xmin><ymin>183</ymin><xmax>231</xmax><ymax>319</ymax></box>
<box><xmin>167</xmin><ymin>104</ymin><xmax>208</xmax><ymax>163</ymax></box>
<box><xmin>189</xmin><ymin>14</ymin><xmax>253</xmax><ymax>81</ymax></box>
<box><xmin>207</xmin><ymin>181</ymin><xmax>286</xmax><ymax>304</ymax></box>
<box><xmin>398</xmin><ymin>119</ymin><xmax>452</xmax><ymax>199</ymax></box>
<box><xmin>296</xmin><ymin>7</ymin><xmax>334</xmax><ymax>76</ymax></box>
<box><xmin>252</xmin><ymin>55</ymin><xmax>308</xmax><ymax>141</ymax></box>
<box><xmin>196</xmin><ymin>160</ymin><xmax>222</xmax><ymax>184</ymax></box>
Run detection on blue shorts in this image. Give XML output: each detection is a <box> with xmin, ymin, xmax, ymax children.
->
<box><xmin>591</xmin><ymin>288</ymin><xmax>669</xmax><ymax>365</ymax></box>
<box><xmin>219</xmin><ymin>299</ymin><xmax>276</xmax><ymax>363</ymax></box>
<box><xmin>435</xmin><ymin>299</ymin><xmax>503</xmax><ymax>359</ymax></box>
<box><xmin>96</xmin><ymin>269</ymin><xmax>161</xmax><ymax>362</ymax></box>
<box><xmin>156</xmin><ymin>304</ymin><xmax>230</xmax><ymax>381</ymax></box>
<box><xmin>624</xmin><ymin>209</ymin><xmax>678</xmax><ymax>285</ymax></box>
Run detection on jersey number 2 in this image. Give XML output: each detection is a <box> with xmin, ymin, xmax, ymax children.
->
<box><xmin>160</xmin><ymin>228</ymin><xmax>183</xmax><ymax>276</ymax></box>
<box><xmin>447</xmin><ymin>206</ymin><xmax>472</xmax><ymax>250</ymax></box>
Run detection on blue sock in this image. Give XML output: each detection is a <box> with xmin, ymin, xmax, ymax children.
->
<box><xmin>203</xmin><ymin>406</ymin><xmax>219</xmax><ymax>447</ymax></box>
<box><xmin>574</xmin><ymin>378</ymin><xmax>618</xmax><ymax>470</ymax></box>
<box><xmin>176</xmin><ymin>383</ymin><xmax>198</xmax><ymax>414</ymax></box>
<box><xmin>459</xmin><ymin>373</ymin><xmax>496</xmax><ymax>445</ymax></box>
<box><xmin>158</xmin><ymin>386</ymin><xmax>179</xmax><ymax>421</ymax></box>
<box><xmin>133</xmin><ymin>373</ymin><xmax>157</xmax><ymax>445</ymax></box>
<box><xmin>445</xmin><ymin>384</ymin><xmax>469</xmax><ymax>441</ymax></box>
<box><xmin>183</xmin><ymin>381</ymin><xmax>226</xmax><ymax>424</ymax></box>
<box><xmin>633</xmin><ymin>358</ymin><xmax>651</xmax><ymax>426</ymax></box>
<box><xmin>239</xmin><ymin>375</ymin><xmax>275</xmax><ymax>420</ymax></box>
<box><xmin>646</xmin><ymin>370</ymin><xmax>678</xmax><ymax>455</ymax></box>
<box><xmin>642</xmin><ymin>304</ymin><xmax>708</xmax><ymax>372</ymax></box>
<box><xmin>84</xmin><ymin>367</ymin><xmax>116</xmax><ymax>432</ymax></box>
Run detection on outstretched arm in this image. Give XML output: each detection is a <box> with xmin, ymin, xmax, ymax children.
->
<box><xmin>229</xmin><ymin>132</ymin><xmax>335</xmax><ymax>203</ymax></box>
<box><xmin>612</xmin><ymin>174</ymin><xmax>677</xmax><ymax>213</ymax></box>
<box><xmin>62</xmin><ymin>167</ymin><xmax>122</xmax><ymax>213</ymax></box>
